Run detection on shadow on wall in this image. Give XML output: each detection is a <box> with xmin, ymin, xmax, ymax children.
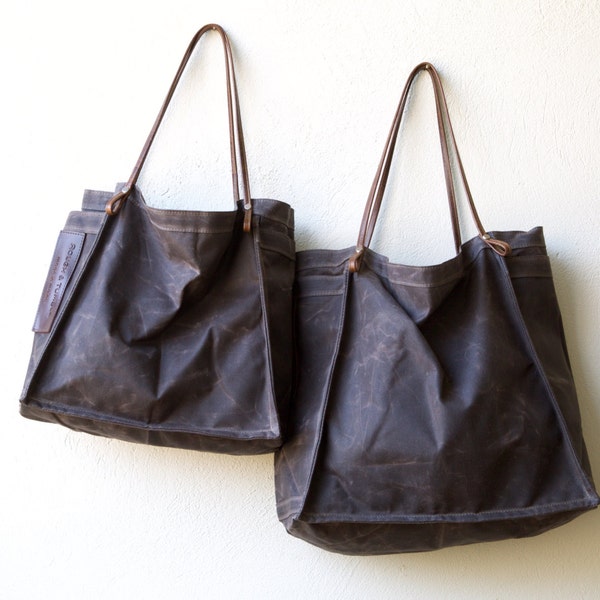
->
<box><xmin>550</xmin><ymin>255</ymin><xmax>600</xmax><ymax>464</ymax></box>
<box><xmin>364</xmin><ymin>514</ymin><xmax>600</xmax><ymax>596</ymax></box>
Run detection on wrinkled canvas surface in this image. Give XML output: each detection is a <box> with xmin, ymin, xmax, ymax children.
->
<box><xmin>21</xmin><ymin>187</ymin><xmax>295</xmax><ymax>454</ymax></box>
<box><xmin>275</xmin><ymin>229</ymin><xmax>599</xmax><ymax>554</ymax></box>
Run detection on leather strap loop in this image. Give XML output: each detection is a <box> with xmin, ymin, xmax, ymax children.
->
<box><xmin>481</xmin><ymin>234</ymin><xmax>512</xmax><ymax>256</ymax></box>
<box><xmin>350</xmin><ymin>62</ymin><xmax>510</xmax><ymax>273</ymax></box>
<box><xmin>105</xmin><ymin>24</ymin><xmax>253</xmax><ymax>231</ymax></box>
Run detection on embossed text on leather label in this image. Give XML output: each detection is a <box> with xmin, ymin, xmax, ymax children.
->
<box><xmin>33</xmin><ymin>231</ymin><xmax>85</xmax><ymax>333</ymax></box>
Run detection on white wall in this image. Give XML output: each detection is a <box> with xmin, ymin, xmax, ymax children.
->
<box><xmin>2</xmin><ymin>1</ymin><xmax>599</xmax><ymax>598</ymax></box>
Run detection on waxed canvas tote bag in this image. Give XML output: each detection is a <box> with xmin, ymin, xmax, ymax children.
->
<box><xmin>20</xmin><ymin>25</ymin><xmax>295</xmax><ymax>454</ymax></box>
<box><xmin>275</xmin><ymin>62</ymin><xmax>599</xmax><ymax>553</ymax></box>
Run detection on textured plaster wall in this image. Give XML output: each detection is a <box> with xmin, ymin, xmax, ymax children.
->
<box><xmin>2</xmin><ymin>1</ymin><xmax>599</xmax><ymax>598</ymax></box>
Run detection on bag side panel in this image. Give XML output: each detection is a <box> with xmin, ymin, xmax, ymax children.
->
<box><xmin>506</xmin><ymin>246</ymin><xmax>595</xmax><ymax>482</ymax></box>
<box><xmin>254</xmin><ymin>205</ymin><xmax>295</xmax><ymax>435</ymax></box>
<box><xmin>275</xmin><ymin>252</ymin><xmax>349</xmax><ymax>521</ymax></box>
<box><xmin>21</xmin><ymin>190</ymin><xmax>110</xmax><ymax>401</ymax></box>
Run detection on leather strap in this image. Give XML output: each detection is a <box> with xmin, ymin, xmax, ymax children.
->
<box><xmin>105</xmin><ymin>24</ymin><xmax>253</xmax><ymax>232</ymax></box>
<box><xmin>350</xmin><ymin>63</ymin><xmax>510</xmax><ymax>273</ymax></box>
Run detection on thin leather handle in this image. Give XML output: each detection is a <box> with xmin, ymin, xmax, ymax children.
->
<box><xmin>351</xmin><ymin>63</ymin><xmax>459</xmax><ymax>272</ymax></box>
<box><xmin>105</xmin><ymin>24</ymin><xmax>253</xmax><ymax>232</ymax></box>
<box><xmin>350</xmin><ymin>63</ymin><xmax>510</xmax><ymax>273</ymax></box>
<box><xmin>362</xmin><ymin>63</ymin><xmax>461</xmax><ymax>256</ymax></box>
<box><xmin>426</xmin><ymin>64</ymin><xmax>509</xmax><ymax>253</ymax></box>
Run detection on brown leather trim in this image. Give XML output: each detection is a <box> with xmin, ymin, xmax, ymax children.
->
<box><xmin>32</xmin><ymin>231</ymin><xmax>85</xmax><ymax>333</ymax></box>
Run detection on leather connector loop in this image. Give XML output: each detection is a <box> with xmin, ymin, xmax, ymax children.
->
<box><xmin>349</xmin><ymin>247</ymin><xmax>364</xmax><ymax>273</ymax></box>
<box><xmin>105</xmin><ymin>187</ymin><xmax>131</xmax><ymax>216</ymax></box>
<box><xmin>481</xmin><ymin>234</ymin><xmax>511</xmax><ymax>256</ymax></box>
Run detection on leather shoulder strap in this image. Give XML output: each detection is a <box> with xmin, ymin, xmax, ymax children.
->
<box><xmin>105</xmin><ymin>24</ymin><xmax>253</xmax><ymax>232</ymax></box>
<box><xmin>350</xmin><ymin>63</ymin><xmax>510</xmax><ymax>273</ymax></box>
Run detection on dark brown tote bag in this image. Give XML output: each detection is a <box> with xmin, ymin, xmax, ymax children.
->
<box><xmin>275</xmin><ymin>62</ymin><xmax>598</xmax><ymax>554</ymax></box>
<box><xmin>20</xmin><ymin>25</ymin><xmax>295</xmax><ymax>454</ymax></box>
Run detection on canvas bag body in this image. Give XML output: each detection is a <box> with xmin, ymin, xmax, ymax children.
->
<box><xmin>19</xmin><ymin>25</ymin><xmax>295</xmax><ymax>455</ymax></box>
<box><xmin>274</xmin><ymin>63</ymin><xmax>599</xmax><ymax>553</ymax></box>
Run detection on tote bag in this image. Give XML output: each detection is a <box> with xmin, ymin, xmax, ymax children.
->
<box><xmin>275</xmin><ymin>62</ymin><xmax>598</xmax><ymax>553</ymax></box>
<box><xmin>20</xmin><ymin>25</ymin><xmax>295</xmax><ymax>454</ymax></box>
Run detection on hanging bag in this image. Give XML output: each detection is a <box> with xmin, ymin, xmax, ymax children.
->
<box><xmin>20</xmin><ymin>25</ymin><xmax>295</xmax><ymax>454</ymax></box>
<box><xmin>275</xmin><ymin>62</ymin><xmax>598</xmax><ymax>553</ymax></box>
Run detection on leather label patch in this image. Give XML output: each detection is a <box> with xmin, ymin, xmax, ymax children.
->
<box><xmin>33</xmin><ymin>231</ymin><xmax>85</xmax><ymax>333</ymax></box>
